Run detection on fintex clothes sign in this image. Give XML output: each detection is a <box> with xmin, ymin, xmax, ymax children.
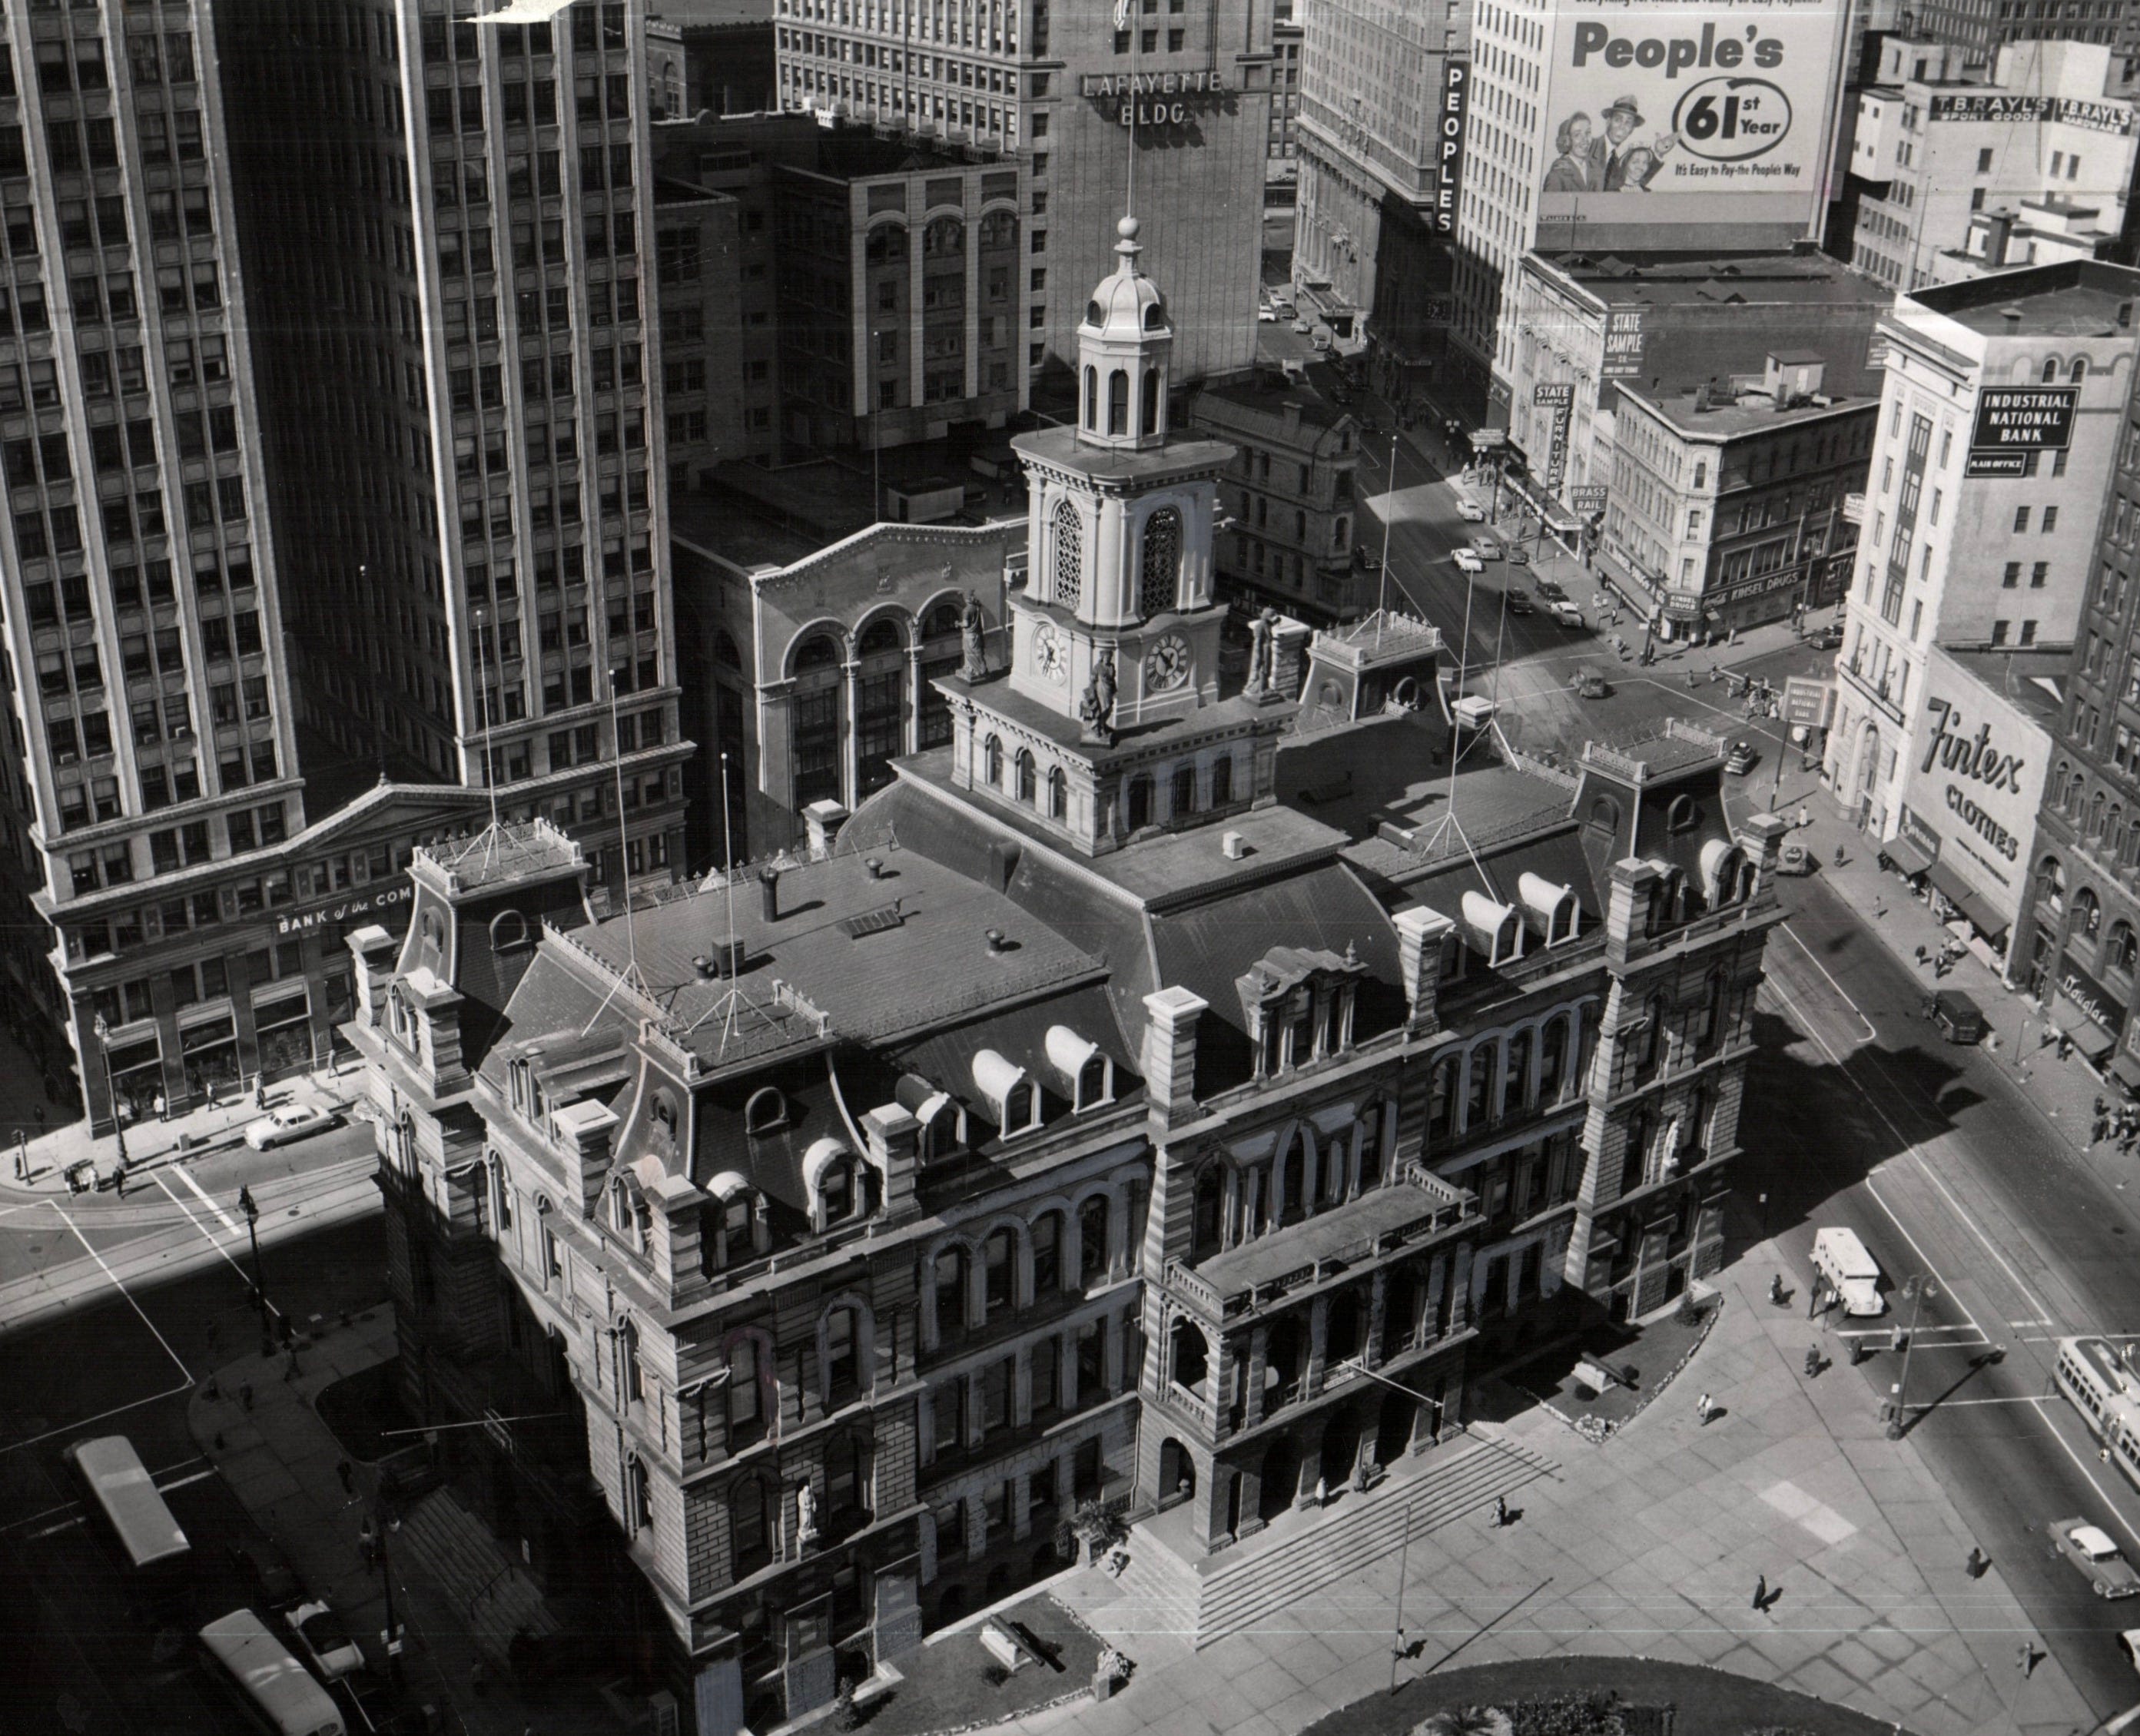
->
<box><xmin>1966</xmin><ymin>387</ymin><xmax>2077</xmax><ymax>478</ymax></box>
<box><xmin>1536</xmin><ymin>0</ymin><xmax>1842</xmax><ymax>241</ymax></box>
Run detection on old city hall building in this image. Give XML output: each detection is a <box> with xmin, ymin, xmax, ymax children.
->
<box><xmin>347</xmin><ymin>223</ymin><xmax>1788</xmax><ymax>1734</ymax></box>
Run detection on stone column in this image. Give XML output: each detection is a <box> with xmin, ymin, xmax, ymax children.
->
<box><xmin>840</xmin><ymin>654</ymin><xmax>862</xmax><ymax>809</ymax></box>
<box><xmin>904</xmin><ymin>642</ymin><xmax>925</xmax><ymax>753</ymax></box>
<box><xmin>1243</xmin><ymin>1323</ymin><xmax>1269</xmax><ymax>1428</ymax></box>
<box><xmin>1366</xmin><ymin>1269</ymin><xmax>1389</xmax><ymax>1366</ymax></box>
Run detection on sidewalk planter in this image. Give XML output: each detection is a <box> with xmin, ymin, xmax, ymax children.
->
<box><xmin>1531</xmin><ymin>1292</ymin><xmax>1724</xmax><ymax>1446</ymax></box>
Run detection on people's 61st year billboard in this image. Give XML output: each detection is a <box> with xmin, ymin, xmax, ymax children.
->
<box><xmin>1538</xmin><ymin>0</ymin><xmax>1840</xmax><ymax>239</ymax></box>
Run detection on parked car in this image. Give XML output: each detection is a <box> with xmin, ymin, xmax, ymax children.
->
<box><xmin>1456</xmin><ymin>500</ymin><xmax>1487</xmax><ymax>522</ymax></box>
<box><xmin>1549</xmin><ymin>600</ymin><xmax>1585</xmax><ymax>629</ymax></box>
<box><xmin>284</xmin><ymin>1599</ymin><xmax>366</xmax><ymax>1681</ymax></box>
<box><xmin>243</xmin><ymin>1103</ymin><xmax>337</xmax><ymax>1150</ymax></box>
<box><xmin>2052</xmin><ymin>1518</ymin><xmax>2140</xmax><ymax>1598</ymax></box>
<box><xmin>1930</xmin><ymin>989</ymin><xmax>1986</xmax><ymax>1045</ymax></box>
<box><xmin>1809</xmin><ymin>622</ymin><xmax>1844</xmax><ymax>650</ymax></box>
<box><xmin>1256</xmin><ymin>307</ymin><xmax>1278</xmax><ymax>322</ymax></box>
<box><xmin>1508</xmin><ymin>545</ymin><xmax>1530</xmax><ymax>566</ymax></box>
<box><xmin>1291</xmin><ymin>317</ymin><xmax>1313</xmax><ymax>334</ymax></box>
<box><xmin>2119</xmin><ymin>1628</ymin><xmax>2140</xmax><ymax>1675</ymax></box>
<box><xmin>1452</xmin><ymin>548</ymin><xmax>1486</xmax><ymax>574</ymax></box>
<box><xmin>1505</xmin><ymin>589</ymin><xmax>1534</xmax><ymax>615</ymax></box>
<box><xmin>1471</xmin><ymin>533</ymin><xmax>1503</xmax><ymax>559</ymax></box>
<box><xmin>1725</xmin><ymin>741</ymin><xmax>1758</xmax><ymax>775</ymax></box>
<box><xmin>1534</xmin><ymin>579</ymin><xmax>1568</xmax><ymax>602</ymax></box>
<box><xmin>1353</xmin><ymin>547</ymin><xmax>1382</xmax><ymax>573</ymax></box>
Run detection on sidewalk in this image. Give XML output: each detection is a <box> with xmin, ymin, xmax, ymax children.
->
<box><xmin>1011</xmin><ymin>1246</ymin><xmax>2094</xmax><ymax>1736</ymax></box>
<box><xmin>0</xmin><ymin>1061</ymin><xmax>365</xmax><ymax>1200</ymax></box>
<box><xmin>187</xmin><ymin>1305</ymin><xmax>624</xmax><ymax>1736</ymax></box>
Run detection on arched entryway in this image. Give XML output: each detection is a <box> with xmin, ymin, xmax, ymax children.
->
<box><xmin>1259</xmin><ymin>1436</ymin><xmax>1299</xmax><ymax>1524</ymax></box>
<box><xmin>1319</xmin><ymin>1406</ymin><xmax>1363</xmax><ymax>1489</ymax></box>
<box><xmin>1375</xmin><ymin>1386</ymin><xmax>1417</xmax><ymax>1465</ymax></box>
<box><xmin>1159</xmin><ymin>1436</ymin><xmax>1196</xmax><ymax>1508</ymax></box>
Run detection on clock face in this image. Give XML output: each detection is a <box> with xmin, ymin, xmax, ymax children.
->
<box><xmin>1032</xmin><ymin>623</ymin><xmax>1068</xmax><ymax>684</ymax></box>
<box><xmin>1145</xmin><ymin>633</ymin><xmax>1191</xmax><ymax>693</ymax></box>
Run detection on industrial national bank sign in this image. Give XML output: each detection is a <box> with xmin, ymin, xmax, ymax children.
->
<box><xmin>1081</xmin><ymin>68</ymin><xmax>1229</xmax><ymax>128</ymax></box>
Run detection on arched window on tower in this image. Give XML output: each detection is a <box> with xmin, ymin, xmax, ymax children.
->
<box><xmin>1015</xmin><ymin>749</ymin><xmax>1037</xmax><ymax>804</ymax></box>
<box><xmin>1052</xmin><ymin>498</ymin><xmax>1082</xmax><ymax>610</ymax></box>
<box><xmin>1140</xmin><ymin>506</ymin><xmax>1182</xmax><ymax>618</ymax></box>
<box><xmin>1108</xmin><ymin>368</ymin><xmax>1129</xmax><ymax>436</ymax></box>
<box><xmin>1141</xmin><ymin>365</ymin><xmax>1160</xmax><ymax>435</ymax></box>
<box><xmin>1047</xmin><ymin>765</ymin><xmax>1067</xmax><ymax>821</ymax></box>
<box><xmin>1083</xmin><ymin>366</ymin><xmax>1097</xmax><ymax>431</ymax></box>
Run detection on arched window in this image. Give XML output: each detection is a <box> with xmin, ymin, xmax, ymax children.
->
<box><xmin>1355</xmin><ymin>1100</ymin><xmax>1387</xmax><ymax>1188</ymax></box>
<box><xmin>2092</xmin><ymin>791</ymin><xmax>2108</xmax><ymax>838</ymax></box>
<box><xmin>824</xmin><ymin>1306</ymin><xmax>860</xmax><ymax>1404</ymax></box>
<box><xmin>934</xmin><ymin>1246</ymin><xmax>968</xmax><ymax>1343</ymax></box>
<box><xmin>922</xmin><ymin>601</ymin><xmax>963</xmax><ymax>639</ymax></box>
<box><xmin>2075</xmin><ymin>886</ymin><xmax>2103</xmax><ymax>938</ymax></box>
<box><xmin>489</xmin><ymin>908</ymin><xmax>532</xmax><ymax>951</ymax></box>
<box><xmin>858</xmin><ymin>616</ymin><xmax>904</xmax><ymax>657</ymax></box>
<box><xmin>1126</xmin><ymin>774</ymin><xmax>1153</xmax><ymax>831</ymax></box>
<box><xmin>1141</xmin><ymin>365</ymin><xmax>1160</xmax><ymax>435</ymax></box>
<box><xmin>2073</xmin><ymin>357</ymin><xmax>2090</xmax><ymax>383</ymax></box>
<box><xmin>1015</xmin><ymin>749</ymin><xmax>1037</xmax><ymax>804</ymax></box>
<box><xmin>1083</xmin><ymin>366</ymin><xmax>1097</xmax><ymax>431</ymax></box>
<box><xmin>714</xmin><ymin>629</ymin><xmax>744</xmax><ymax>669</ymax></box>
<box><xmin>621</xmin><ymin>1316</ymin><xmax>644</xmax><ymax>1402</ymax></box>
<box><xmin>1464</xmin><ymin>1048</ymin><xmax>1494</xmax><ymax>1128</ymax></box>
<box><xmin>1108</xmin><ymin>369</ymin><xmax>1128</xmax><ymax>436</ymax></box>
<box><xmin>2043</xmin><ymin>357</ymin><xmax>2061</xmax><ymax>384</ymax></box>
<box><xmin>2112</xmin><ymin>921</ymin><xmax>2139</xmax><ymax>977</ymax></box>
<box><xmin>1031</xmin><ymin>1211</ymin><xmax>1062</xmax><ymax>1293</ymax></box>
<box><xmin>1193</xmin><ymin>1166</ymin><xmax>1223</xmax><ymax>1254</ymax></box>
<box><xmin>1641</xmin><ymin>994</ymin><xmax>1667</xmax><ymax>1073</ymax></box>
<box><xmin>983</xmin><ymin>735</ymin><xmax>1004</xmax><ymax>785</ymax></box>
<box><xmin>1172</xmin><ymin>762</ymin><xmax>1196</xmax><ymax>817</ymax></box>
<box><xmin>1538</xmin><ymin>1014</ymin><xmax>1568</xmax><ymax>1100</ymax></box>
<box><xmin>743</xmin><ymin>1087</ymin><xmax>785</xmax><ymax>1135</ymax></box>
<box><xmin>1078</xmin><ymin>1195</ymin><xmax>1110</xmax><ymax>1284</ymax></box>
<box><xmin>731</xmin><ymin>1476</ymin><xmax>770</xmax><ymax>1575</ymax></box>
<box><xmin>1279</xmin><ymin>1129</ymin><xmax>1307</xmax><ymax>1224</ymax></box>
<box><xmin>1047</xmin><ymin>765</ymin><xmax>1067</xmax><ymax>820</ymax></box>
<box><xmin>1051</xmin><ymin>498</ymin><xmax>1082</xmax><ymax>609</ymax></box>
<box><xmin>629</xmin><ymin>1453</ymin><xmax>652</xmax><ymax>1532</ymax></box>
<box><xmin>1140</xmin><ymin>506</ymin><xmax>1183</xmax><ymax>617</ymax></box>
<box><xmin>1211</xmin><ymin>755</ymin><xmax>1233</xmax><ymax>806</ymax></box>
<box><xmin>1501</xmin><ymin>1029</ymin><xmax>1531</xmax><ymax>1119</ymax></box>
<box><xmin>983</xmin><ymin>1226</ymin><xmax>1016</xmax><ymax>1316</ymax></box>
<box><xmin>1428</xmin><ymin>1054</ymin><xmax>1460</xmax><ymax>1142</ymax></box>
<box><xmin>723</xmin><ymin>1191</ymin><xmax>753</xmax><ymax>1259</ymax></box>
<box><xmin>820</xmin><ymin>1157</ymin><xmax>853</xmax><ymax>1223</ymax></box>
<box><xmin>793</xmin><ymin>632</ymin><xmax>841</xmax><ymax>673</ymax></box>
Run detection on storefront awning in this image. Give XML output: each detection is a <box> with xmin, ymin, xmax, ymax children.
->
<box><xmin>2112</xmin><ymin>1051</ymin><xmax>2140</xmax><ymax>1094</ymax></box>
<box><xmin>1878</xmin><ymin>835</ymin><xmax>1934</xmax><ymax>879</ymax></box>
<box><xmin>2052</xmin><ymin>992</ymin><xmax>2119</xmax><ymax>1064</ymax></box>
<box><xmin>1926</xmin><ymin>859</ymin><xmax>2009</xmax><ymax>944</ymax></box>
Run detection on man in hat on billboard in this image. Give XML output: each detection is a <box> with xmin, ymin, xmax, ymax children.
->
<box><xmin>1591</xmin><ymin>96</ymin><xmax>1674</xmax><ymax>190</ymax></box>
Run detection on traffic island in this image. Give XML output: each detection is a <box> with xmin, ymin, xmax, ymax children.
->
<box><xmin>1511</xmin><ymin>1290</ymin><xmax>1723</xmax><ymax>1442</ymax></box>
<box><xmin>854</xmin><ymin>1593</ymin><xmax>1103</xmax><ymax>1736</ymax></box>
<box><xmin>1302</xmin><ymin>1657</ymin><xmax>1918</xmax><ymax>1736</ymax></box>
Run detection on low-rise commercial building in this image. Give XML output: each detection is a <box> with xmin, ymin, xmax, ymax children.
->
<box><xmin>1599</xmin><ymin>356</ymin><xmax>1875</xmax><ymax>642</ymax></box>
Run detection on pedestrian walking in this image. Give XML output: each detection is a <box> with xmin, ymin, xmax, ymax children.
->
<box><xmin>1833</xmin><ymin>844</ymin><xmax>1846</xmax><ymax>868</ymax></box>
<box><xmin>2095</xmin><ymin>1115</ymin><xmax>2112</xmax><ymax>1146</ymax></box>
<box><xmin>254</xmin><ymin>1078</ymin><xmax>267</xmax><ymax>1111</ymax></box>
<box><xmin>337</xmin><ymin>1459</ymin><xmax>353</xmax><ymax>1495</ymax></box>
<box><xmin>1493</xmin><ymin>1494</ymin><xmax>1508</xmax><ymax>1527</ymax></box>
<box><xmin>1752</xmin><ymin>1573</ymin><xmax>1767</xmax><ymax>1610</ymax></box>
<box><xmin>111</xmin><ymin>1163</ymin><xmax>127</xmax><ymax>1197</ymax></box>
<box><xmin>1697</xmin><ymin>1392</ymin><xmax>1715</xmax><ymax>1426</ymax></box>
<box><xmin>153</xmin><ymin>1092</ymin><xmax>167</xmax><ymax>1123</ymax></box>
<box><xmin>1769</xmin><ymin>1271</ymin><xmax>1786</xmax><ymax>1306</ymax></box>
<box><xmin>1804</xmin><ymin>1344</ymin><xmax>1821</xmax><ymax>1379</ymax></box>
<box><xmin>1797</xmin><ymin>805</ymin><xmax>1810</xmax><ymax>831</ymax></box>
<box><xmin>1966</xmin><ymin>1546</ymin><xmax>1987</xmax><ymax>1578</ymax></box>
<box><xmin>2017</xmin><ymin>1642</ymin><xmax>2038</xmax><ymax>1677</ymax></box>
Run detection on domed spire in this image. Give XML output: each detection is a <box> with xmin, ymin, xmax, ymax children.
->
<box><xmin>1075</xmin><ymin>213</ymin><xmax>1173</xmax><ymax>451</ymax></box>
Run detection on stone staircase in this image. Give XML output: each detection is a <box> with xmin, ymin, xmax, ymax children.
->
<box><xmin>394</xmin><ymin>1486</ymin><xmax>562</xmax><ymax>1661</ymax></box>
<box><xmin>1193</xmin><ymin>1432</ymin><xmax>1560</xmax><ymax>1648</ymax></box>
<box><xmin>1082</xmin><ymin>1542</ymin><xmax>1203</xmax><ymax>1647</ymax></box>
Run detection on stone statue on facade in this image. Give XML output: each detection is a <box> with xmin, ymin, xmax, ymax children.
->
<box><xmin>1244</xmin><ymin>608</ymin><xmax>1278</xmax><ymax>699</ymax></box>
<box><xmin>795</xmin><ymin>1479</ymin><xmax>818</xmax><ymax>1548</ymax></box>
<box><xmin>960</xmin><ymin>591</ymin><xmax>988</xmax><ymax>682</ymax></box>
<box><xmin>1079</xmin><ymin>650</ymin><xmax>1117</xmax><ymax>745</ymax></box>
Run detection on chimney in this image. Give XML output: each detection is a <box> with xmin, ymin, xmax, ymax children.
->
<box><xmin>758</xmin><ymin>863</ymin><xmax>781</xmax><ymax>922</ymax></box>
<box><xmin>554</xmin><ymin>1099</ymin><xmax>622</xmax><ymax>1217</ymax></box>
<box><xmin>1739</xmin><ymin>810</ymin><xmax>1792</xmax><ymax>901</ymax></box>
<box><xmin>1282</xmin><ymin>400</ymin><xmax>1303</xmax><ymax>437</ymax></box>
<box><xmin>1392</xmin><ymin>905</ymin><xmax>1457</xmax><ymax>1036</ymax></box>
<box><xmin>346</xmin><ymin>924</ymin><xmax>400</xmax><ymax>1031</ymax></box>
<box><xmin>1603</xmin><ymin>857</ymin><xmax>1667</xmax><ymax>964</ymax></box>
<box><xmin>802</xmin><ymin>798</ymin><xmax>849</xmax><ymax>861</ymax></box>
<box><xmin>1221</xmin><ymin>829</ymin><xmax>1246</xmax><ymax>861</ymax></box>
<box><xmin>1269</xmin><ymin>617</ymin><xmax>1312</xmax><ymax>701</ymax></box>
<box><xmin>1142</xmin><ymin>987</ymin><xmax>1207</xmax><ymax>1129</ymax></box>
<box><xmin>862</xmin><ymin>1102</ymin><xmax>921</xmax><ymax>1219</ymax></box>
<box><xmin>987</xmin><ymin>838</ymin><xmax>1021</xmax><ymax>891</ymax></box>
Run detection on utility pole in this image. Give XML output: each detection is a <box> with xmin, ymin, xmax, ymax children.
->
<box><xmin>1886</xmin><ymin>1273</ymin><xmax>1937</xmax><ymax>1439</ymax></box>
<box><xmin>237</xmin><ymin>1184</ymin><xmax>269</xmax><ymax>1332</ymax></box>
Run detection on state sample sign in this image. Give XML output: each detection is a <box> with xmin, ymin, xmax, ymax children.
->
<box><xmin>1538</xmin><ymin>0</ymin><xmax>1840</xmax><ymax>238</ymax></box>
<box><xmin>1535</xmin><ymin>382</ymin><xmax>1574</xmax><ymax>495</ymax></box>
<box><xmin>1601</xmin><ymin>307</ymin><xmax>1647</xmax><ymax>380</ymax></box>
<box><xmin>1965</xmin><ymin>387</ymin><xmax>2076</xmax><ymax>476</ymax></box>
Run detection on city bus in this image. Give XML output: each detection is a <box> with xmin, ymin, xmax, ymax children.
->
<box><xmin>2055</xmin><ymin>1337</ymin><xmax>2140</xmax><ymax>1490</ymax></box>
<box><xmin>198</xmin><ymin>1608</ymin><xmax>347</xmax><ymax>1736</ymax></box>
<box><xmin>61</xmin><ymin>1434</ymin><xmax>189</xmax><ymax>1575</ymax></box>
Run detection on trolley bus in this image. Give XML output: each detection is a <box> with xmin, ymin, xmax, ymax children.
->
<box><xmin>198</xmin><ymin>1608</ymin><xmax>347</xmax><ymax>1736</ymax></box>
<box><xmin>61</xmin><ymin>1433</ymin><xmax>189</xmax><ymax>1575</ymax></box>
<box><xmin>2055</xmin><ymin>1336</ymin><xmax>2140</xmax><ymax>1489</ymax></box>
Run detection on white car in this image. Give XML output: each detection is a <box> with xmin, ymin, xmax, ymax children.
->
<box><xmin>1256</xmin><ymin>307</ymin><xmax>1278</xmax><ymax>322</ymax></box>
<box><xmin>1452</xmin><ymin>548</ymin><xmax>1485</xmax><ymax>574</ymax></box>
<box><xmin>1456</xmin><ymin>500</ymin><xmax>1487</xmax><ymax>522</ymax></box>
<box><xmin>1549</xmin><ymin>600</ymin><xmax>1585</xmax><ymax>629</ymax></box>
<box><xmin>284</xmin><ymin>1600</ymin><xmax>364</xmax><ymax>1681</ymax></box>
<box><xmin>1291</xmin><ymin>317</ymin><xmax>1313</xmax><ymax>334</ymax></box>
<box><xmin>244</xmin><ymin>1103</ymin><xmax>336</xmax><ymax>1150</ymax></box>
<box><xmin>2121</xmin><ymin>1629</ymin><xmax>2140</xmax><ymax>1674</ymax></box>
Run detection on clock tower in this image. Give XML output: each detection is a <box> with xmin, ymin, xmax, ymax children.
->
<box><xmin>934</xmin><ymin>214</ymin><xmax>1296</xmax><ymax>858</ymax></box>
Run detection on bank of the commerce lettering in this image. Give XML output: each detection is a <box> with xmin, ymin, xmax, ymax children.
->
<box><xmin>1922</xmin><ymin>696</ymin><xmax>2025</xmax><ymax>861</ymax></box>
<box><xmin>1080</xmin><ymin>68</ymin><xmax>1229</xmax><ymax>128</ymax></box>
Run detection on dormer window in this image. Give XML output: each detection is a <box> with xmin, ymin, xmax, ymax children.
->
<box><xmin>489</xmin><ymin>908</ymin><xmax>532</xmax><ymax>951</ymax></box>
<box><xmin>1045</xmin><ymin>1025</ymin><xmax>1114</xmax><ymax>1112</ymax></box>
<box><xmin>803</xmin><ymin>1137</ymin><xmax>861</xmax><ymax>1233</ymax></box>
<box><xmin>703</xmin><ymin>1170</ymin><xmax>765</xmax><ymax>1272</ymax></box>
<box><xmin>743</xmin><ymin>1086</ymin><xmax>787</xmax><ymax>1137</ymax></box>
<box><xmin>972</xmin><ymin>1048</ymin><xmax>1040</xmax><ymax>1137</ymax></box>
<box><xmin>1666</xmin><ymin>794</ymin><xmax>1698</xmax><ymax>832</ymax></box>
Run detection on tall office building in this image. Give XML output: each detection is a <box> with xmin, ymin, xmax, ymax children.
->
<box><xmin>216</xmin><ymin>0</ymin><xmax>692</xmax><ymax>885</ymax></box>
<box><xmin>770</xmin><ymin>0</ymin><xmax>1275</xmax><ymax>383</ymax></box>
<box><xmin>1913</xmin><ymin>0</ymin><xmax>2134</xmax><ymax>61</ymax></box>
<box><xmin>1292</xmin><ymin>0</ymin><xmax>1472</xmax><ymax>400</ymax></box>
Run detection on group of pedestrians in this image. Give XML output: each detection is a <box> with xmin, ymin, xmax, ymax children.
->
<box><xmin>2089</xmin><ymin>1094</ymin><xmax>2140</xmax><ymax>1153</ymax></box>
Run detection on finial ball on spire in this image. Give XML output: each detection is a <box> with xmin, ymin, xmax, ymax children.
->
<box><xmin>1118</xmin><ymin>214</ymin><xmax>1140</xmax><ymax>242</ymax></box>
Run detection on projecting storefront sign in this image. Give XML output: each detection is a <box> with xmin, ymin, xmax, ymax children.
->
<box><xmin>1081</xmin><ymin>68</ymin><xmax>1229</xmax><ymax>128</ymax></box>
<box><xmin>1966</xmin><ymin>387</ymin><xmax>2077</xmax><ymax>477</ymax></box>
<box><xmin>1436</xmin><ymin>60</ymin><xmax>1470</xmax><ymax>234</ymax></box>
<box><xmin>1534</xmin><ymin>381</ymin><xmax>1574</xmax><ymax>495</ymax></box>
<box><xmin>1781</xmin><ymin>676</ymin><xmax>1833</xmax><ymax>730</ymax></box>
<box><xmin>1571</xmin><ymin>483</ymin><xmax>1608</xmax><ymax>512</ymax></box>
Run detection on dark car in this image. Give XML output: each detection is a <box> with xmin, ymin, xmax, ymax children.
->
<box><xmin>1931</xmin><ymin>990</ymin><xmax>1986</xmax><ymax>1045</ymax></box>
<box><xmin>1534</xmin><ymin>579</ymin><xmax>1568</xmax><ymax>602</ymax></box>
<box><xmin>1808</xmin><ymin>622</ymin><xmax>1844</xmax><ymax>650</ymax></box>
<box><xmin>1505</xmin><ymin>589</ymin><xmax>1534</xmax><ymax>615</ymax></box>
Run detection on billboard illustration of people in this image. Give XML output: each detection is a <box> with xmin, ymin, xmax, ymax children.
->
<box><xmin>1539</xmin><ymin>0</ymin><xmax>1841</xmax><ymax>241</ymax></box>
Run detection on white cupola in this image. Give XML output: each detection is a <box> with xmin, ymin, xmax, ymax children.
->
<box><xmin>1077</xmin><ymin>215</ymin><xmax>1173</xmax><ymax>453</ymax></box>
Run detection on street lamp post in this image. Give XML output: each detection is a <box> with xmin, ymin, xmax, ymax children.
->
<box><xmin>1333</xmin><ymin>1357</ymin><xmax>1445</xmax><ymax>1694</ymax></box>
<box><xmin>1886</xmin><ymin>1273</ymin><xmax>1937</xmax><ymax>1438</ymax></box>
<box><xmin>237</xmin><ymin>1184</ymin><xmax>269</xmax><ymax>1332</ymax></box>
<box><xmin>90</xmin><ymin>1013</ymin><xmax>128</xmax><ymax>1171</ymax></box>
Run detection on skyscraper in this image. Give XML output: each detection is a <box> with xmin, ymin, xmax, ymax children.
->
<box><xmin>217</xmin><ymin>0</ymin><xmax>689</xmax><ymax>893</ymax></box>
